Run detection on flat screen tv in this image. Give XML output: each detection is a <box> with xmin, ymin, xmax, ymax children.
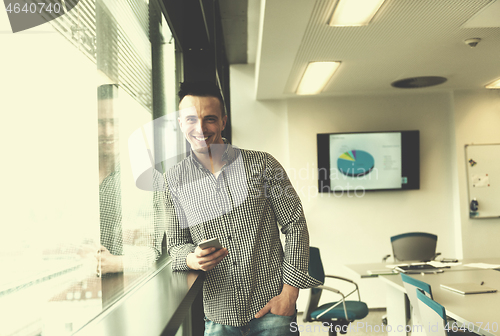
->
<box><xmin>317</xmin><ymin>130</ymin><xmax>419</xmax><ymax>192</ymax></box>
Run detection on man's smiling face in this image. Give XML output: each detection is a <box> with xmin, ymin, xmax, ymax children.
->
<box><xmin>178</xmin><ymin>95</ymin><xmax>227</xmax><ymax>154</ymax></box>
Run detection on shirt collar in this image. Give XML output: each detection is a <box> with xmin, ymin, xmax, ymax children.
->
<box><xmin>188</xmin><ymin>138</ymin><xmax>236</xmax><ymax>169</ymax></box>
<box><xmin>221</xmin><ymin>138</ymin><xmax>236</xmax><ymax>163</ymax></box>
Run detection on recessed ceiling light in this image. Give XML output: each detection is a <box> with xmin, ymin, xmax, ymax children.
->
<box><xmin>485</xmin><ymin>78</ymin><xmax>500</xmax><ymax>89</ymax></box>
<box><xmin>296</xmin><ymin>62</ymin><xmax>341</xmax><ymax>95</ymax></box>
<box><xmin>329</xmin><ymin>0</ymin><xmax>385</xmax><ymax>27</ymax></box>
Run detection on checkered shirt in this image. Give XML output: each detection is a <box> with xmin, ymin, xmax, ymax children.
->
<box><xmin>163</xmin><ymin>142</ymin><xmax>321</xmax><ymax>327</ymax></box>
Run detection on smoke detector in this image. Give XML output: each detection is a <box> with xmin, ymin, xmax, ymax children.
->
<box><xmin>464</xmin><ymin>38</ymin><xmax>481</xmax><ymax>48</ymax></box>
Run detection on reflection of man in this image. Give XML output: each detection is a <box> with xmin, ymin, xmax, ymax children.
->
<box><xmin>164</xmin><ymin>82</ymin><xmax>320</xmax><ymax>335</ymax></box>
<box><xmin>97</xmin><ymin>84</ymin><xmax>124</xmax><ymax>274</ymax></box>
<box><xmin>98</xmin><ymin>84</ymin><xmax>120</xmax><ymax>185</ymax></box>
<box><xmin>97</xmin><ymin>84</ymin><xmax>163</xmax><ymax>275</ymax></box>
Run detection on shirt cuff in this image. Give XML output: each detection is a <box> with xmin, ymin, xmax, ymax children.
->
<box><xmin>171</xmin><ymin>244</ymin><xmax>197</xmax><ymax>271</ymax></box>
<box><xmin>283</xmin><ymin>260</ymin><xmax>323</xmax><ymax>289</ymax></box>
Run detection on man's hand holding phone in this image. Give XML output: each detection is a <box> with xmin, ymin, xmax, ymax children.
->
<box><xmin>186</xmin><ymin>238</ymin><xmax>229</xmax><ymax>271</ymax></box>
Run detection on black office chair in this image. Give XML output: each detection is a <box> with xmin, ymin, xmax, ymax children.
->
<box><xmin>380</xmin><ymin>232</ymin><xmax>439</xmax><ymax>326</ymax></box>
<box><xmin>303</xmin><ymin>247</ymin><xmax>369</xmax><ymax>336</ymax></box>
<box><xmin>386</xmin><ymin>232</ymin><xmax>439</xmax><ymax>262</ymax></box>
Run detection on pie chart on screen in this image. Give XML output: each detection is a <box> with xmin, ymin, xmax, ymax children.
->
<box><xmin>337</xmin><ymin>150</ymin><xmax>375</xmax><ymax>177</ymax></box>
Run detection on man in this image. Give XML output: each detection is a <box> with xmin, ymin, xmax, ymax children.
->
<box><xmin>164</xmin><ymin>81</ymin><xmax>320</xmax><ymax>335</ymax></box>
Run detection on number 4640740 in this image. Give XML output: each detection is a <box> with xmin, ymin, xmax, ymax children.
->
<box><xmin>6</xmin><ymin>3</ymin><xmax>61</xmax><ymax>14</ymax></box>
<box><xmin>445</xmin><ymin>322</ymin><xmax>498</xmax><ymax>333</ymax></box>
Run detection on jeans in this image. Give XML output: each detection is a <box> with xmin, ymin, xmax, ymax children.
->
<box><xmin>204</xmin><ymin>312</ymin><xmax>299</xmax><ymax>336</ymax></box>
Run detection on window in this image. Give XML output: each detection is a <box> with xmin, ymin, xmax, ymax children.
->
<box><xmin>0</xmin><ymin>0</ymin><xmax>181</xmax><ymax>334</ymax></box>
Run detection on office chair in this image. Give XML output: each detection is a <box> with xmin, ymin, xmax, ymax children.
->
<box><xmin>382</xmin><ymin>234</ymin><xmax>437</xmax><ymax>326</ymax></box>
<box><xmin>416</xmin><ymin>288</ymin><xmax>447</xmax><ymax>336</ymax></box>
<box><xmin>400</xmin><ymin>273</ymin><xmax>433</xmax><ymax>325</ymax></box>
<box><xmin>414</xmin><ymin>284</ymin><xmax>476</xmax><ymax>336</ymax></box>
<box><xmin>303</xmin><ymin>247</ymin><xmax>369</xmax><ymax>336</ymax></box>
<box><xmin>390</xmin><ymin>232</ymin><xmax>438</xmax><ymax>262</ymax></box>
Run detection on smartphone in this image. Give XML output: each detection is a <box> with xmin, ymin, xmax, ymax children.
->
<box><xmin>198</xmin><ymin>237</ymin><xmax>223</xmax><ymax>250</ymax></box>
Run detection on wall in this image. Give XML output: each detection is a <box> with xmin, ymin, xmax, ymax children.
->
<box><xmin>287</xmin><ymin>92</ymin><xmax>459</xmax><ymax>309</ymax></box>
<box><xmin>230</xmin><ymin>64</ymin><xmax>290</xmax><ymax>167</ymax></box>
<box><xmin>453</xmin><ymin>90</ymin><xmax>500</xmax><ymax>258</ymax></box>
<box><xmin>286</xmin><ymin>93</ymin><xmax>457</xmax><ymax>264</ymax></box>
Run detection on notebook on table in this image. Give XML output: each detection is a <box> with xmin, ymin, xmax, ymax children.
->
<box><xmin>367</xmin><ymin>269</ymin><xmax>398</xmax><ymax>276</ymax></box>
<box><xmin>440</xmin><ymin>283</ymin><xmax>497</xmax><ymax>295</ymax></box>
<box><xmin>395</xmin><ymin>264</ymin><xmax>444</xmax><ymax>274</ymax></box>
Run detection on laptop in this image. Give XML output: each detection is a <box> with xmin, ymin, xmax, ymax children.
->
<box><xmin>440</xmin><ymin>283</ymin><xmax>498</xmax><ymax>295</ymax></box>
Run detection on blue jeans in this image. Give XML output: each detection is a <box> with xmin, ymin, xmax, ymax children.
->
<box><xmin>204</xmin><ymin>312</ymin><xmax>300</xmax><ymax>336</ymax></box>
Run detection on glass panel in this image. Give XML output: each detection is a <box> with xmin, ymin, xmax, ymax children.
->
<box><xmin>97</xmin><ymin>84</ymin><xmax>163</xmax><ymax>307</ymax></box>
<box><xmin>0</xmin><ymin>18</ymin><xmax>101</xmax><ymax>335</ymax></box>
<box><xmin>0</xmin><ymin>1</ymin><xmax>180</xmax><ymax>334</ymax></box>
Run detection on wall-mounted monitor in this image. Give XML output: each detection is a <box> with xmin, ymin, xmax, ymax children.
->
<box><xmin>317</xmin><ymin>130</ymin><xmax>420</xmax><ymax>192</ymax></box>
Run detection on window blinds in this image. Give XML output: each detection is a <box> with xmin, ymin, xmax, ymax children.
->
<box><xmin>42</xmin><ymin>0</ymin><xmax>153</xmax><ymax>112</ymax></box>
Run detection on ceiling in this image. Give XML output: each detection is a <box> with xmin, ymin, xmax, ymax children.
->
<box><xmin>220</xmin><ymin>0</ymin><xmax>500</xmax><ymax>100</ymax></box>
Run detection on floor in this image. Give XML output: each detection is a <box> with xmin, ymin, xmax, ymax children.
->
<box><xmin>294</xmin><ymin>310</ymin><xmax>388</xmax><ymax>336</ymax></box>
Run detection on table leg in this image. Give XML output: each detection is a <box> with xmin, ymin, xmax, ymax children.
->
<box><xmin>385</xmin><ymin>283</ymin><xmax>408</xmax><ymax>336</ymax></box>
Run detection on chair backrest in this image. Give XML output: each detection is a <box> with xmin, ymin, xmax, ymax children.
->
<box><xmin>391</xmin><ymin>232</ymin><xmax>437</xmax><ymax>262</ymax></box>
<box><xmin>416</xmin><ymin>288</ymin><xmax>447</xmax><ymax>336</ymax></box>
<box><xmin>304</xmin><ymin>247</ymin><xmax>325</xmax><ymax>320</ymax></box>
<box><xmin>400</xmin><ymin>273</ymin><xmax>432</xmax><ymax>324</ymax></box>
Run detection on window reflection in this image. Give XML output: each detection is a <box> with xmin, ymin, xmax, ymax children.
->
<box><xmin>0</xmin><ymin>0</ymin><xmax>178</xmax><ymax>332</ymax></box>
<box><xmin>97</xmin><ymin>84</ymin><xmax>166</xmax><ymax>282</ymax></box>
<box><xmin>98</xmin><ymin>85</ymin><xmax>123</xmax><ymax>276</ymax></box>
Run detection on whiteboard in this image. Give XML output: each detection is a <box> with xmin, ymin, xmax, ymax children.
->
<box><xmin>465</xmin><ymin>144</ymin><xmax>500</xmax><ymax>218</ymax></box>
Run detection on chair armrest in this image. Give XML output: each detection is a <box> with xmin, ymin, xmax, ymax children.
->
<box><xmin>325</xmin><ymin>275</ymin><xmax>355</xmax><ymax>284</ymax></box>
<box><xmin>312</xmin><ymin>285</ymin><xmax>349</xmax><ymax>321</ymax></box>
<box><xmin>315</xmin><ymin>285</ymin><xmax>346</xmax><ymax>298</ymax></box>
<box><xmin>324</xmin><ymin>275</ymin><xmax>361</xmax><ymax>301</ymax></box>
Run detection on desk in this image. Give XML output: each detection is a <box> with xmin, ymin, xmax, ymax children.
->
<box><xmin>380</xmin><ymin>270</ymin><xmax>500</xmax><ymax>336</ymax></box>
<box><xmin>348</xmin><ymin>259</ymin><xmax>500</xmax><ymax>278</ymax></box>
<box><xmin>346</xmin><ymin>259</ymin><xmax>500</xmax><ymax>336</ymax></box>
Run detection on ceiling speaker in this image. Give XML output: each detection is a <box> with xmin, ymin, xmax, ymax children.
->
<box><xmin>391</xmin><ymin>76</ymin><xmax>447</xmax><ymax>89</ymax></box>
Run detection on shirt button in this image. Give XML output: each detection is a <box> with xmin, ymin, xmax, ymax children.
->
<box><xmin>228</xmin><ymin>235</ymin><xmax>232</xmax><ymax>240</ymax></box>
<box><xmin>233</xmin><ymin>262</ymin><xmax>237</xmax><ymax>266</ymax></box>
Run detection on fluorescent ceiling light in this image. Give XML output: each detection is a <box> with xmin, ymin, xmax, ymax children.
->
<box><xmin>296</xmin><ymin>62</ymin><xmax>341</xmax><ymax>95</ymax></box>
<box><xmin>485</xmin><ymin>78</ymin><xmax>500</xmax><ymax>89</ymax></box>
<box><xmin>329</xmin><ymin>0</ymin><xmax>385</xmax><ymax>27</ymax></box>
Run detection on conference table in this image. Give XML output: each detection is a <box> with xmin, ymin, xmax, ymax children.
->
<box><xmin>346</xmin><ymin>259</ymin><xmax>500</xmax><ymax>336</ymax></box>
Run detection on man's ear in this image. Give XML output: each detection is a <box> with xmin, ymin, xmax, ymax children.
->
<box><xmin>221</xmin><ymin>115</ymin><xmax>228</xmax><ymax>131</ymax></box>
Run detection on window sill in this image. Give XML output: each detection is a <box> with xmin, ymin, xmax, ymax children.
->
<box><xmin>73</xmin><ymin>257</ymin><xmax>205</xmax><ymax>336</ymax></box>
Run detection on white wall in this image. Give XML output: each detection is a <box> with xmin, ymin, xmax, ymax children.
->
<box><xmin>289</xmin><ymin>91</ymin><xmax>460</xmax><ymax>309</ymax></box>
<box><xmin>231</xmin><ymin>64</ymin><xmax>290</xmax><ymax>168</ymax></box>
<box><xmin>230</xmin><ymin>64</ymin><xmax>500</xmax><ymax>309</ymax></box>
<box><xmin>453</xmin><ymin>90</ymin><xmax>500</xmax><ymax>259</ymax></box>
<box><xmin>286</xmin><ymin>93</ymin><xmax>457</xmax><ymax>263</ymax></box>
